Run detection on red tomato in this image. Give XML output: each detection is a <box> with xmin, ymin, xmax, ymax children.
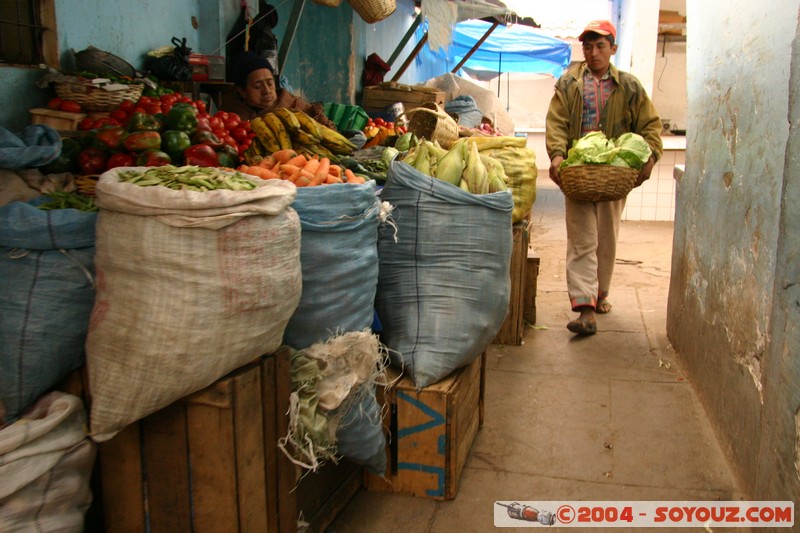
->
<box><xmin>208</xmin><ymin>117</ymin><xmax>224</xmax><ymax>131</ymax></box>
<box><xmin>195</xmin><ymin>100</ymin><xmax>207</xmax><ymax>114</ymax></box>
<box><xmin>144</xmin><ymin>103</ymin><xmax>163</xmax><ymax>115</ymax></box>
<box><xmin>214</xmin><ymin>111</ymin><xmax>229</xmax><ymax>122</ymax></box>
<box><xmin>110</xmin><ymin>109</ymin><xmax>129</xmax><ymax>123</ymax></box>
<box><xmin>212</xmin><ymin>128</ymin><xmax>228</xmax><ymax>140</ymax></box>
<box><xmin>374</xmin><ymin>117</ymin><xmax>385</xmax><ymax>126</ymax></box>
<box><xmin>230</xmin><ymin>127</ymin><xmax>249</xmax><ymax>144</ymax></box>
<box><xmin>224</xmin><ymin>117</ymin><xmax>240</xmax><ymax>131</ymax></box>
<box><xmin>119</xmin><ymin>99</ymin><xmax>135</xmax><ymax>112</ymax></box>
<box><xmin>222</xmin><ymin>135</ymin><xmax>238</xmax><ymax>148</ymax></box>
<box><xmin>161</xmin><ymin>103</ymin><xmax>173</xmax><ymax>115</ymax></box>
<box><xmin>47</xmin><ymin>97</ymin><xmax>63</xmax><ymax>110</ymax></box>
<box><xmin>59</xmin><ymin>100</ymin><xmax>82</xmax><ymax>113</ymax></box>
<box><xmin>78</xmin><ymin>117</ymin><xmax>96</xmax><ymax>131</ymax></box>
<box><xmin>133</xmin><ymin>106</ymin><xmax>147</xmax><ymax>115</ymax></box>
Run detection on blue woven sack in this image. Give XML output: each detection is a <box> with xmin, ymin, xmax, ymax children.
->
<box><xmin>283</xmin><ymin>182</ymin><xmax>381</xmax><ymax>350</ymax></box>
<box><xmin>334</xmin><ymin>383</ymin><xmax>386</xmax><ymax>476</ymax></box>
<box><xmin>0</xmin><ymin>201</ymin><xmax>97</xmax><ymax>424</ymax></box>
<box><xmin>376</xmin><ymin>161</ymin><xmax>513</xmax><ymax>387</ymax></box>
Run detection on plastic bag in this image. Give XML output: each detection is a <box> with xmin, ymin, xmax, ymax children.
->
<box><xmin>0</xmin><ymin>125</ymin><xmax>62</xmax><ymax>169</ymax></box>
<box><xmin>148</xmin><ymin>37</ymin><xmax>192</xmax><ymax>81</ymax></box>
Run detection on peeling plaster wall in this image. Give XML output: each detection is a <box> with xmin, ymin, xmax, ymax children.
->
<box><xmin>668</xmin><ymin>0</ymin><xmax>800</xmax><ymax>499</ymax></box>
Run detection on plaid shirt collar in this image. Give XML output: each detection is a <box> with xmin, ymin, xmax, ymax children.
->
<box><xmin>581</xmin><ymin>67</ymin><xmax>616</xmax><ymax>134</ymax></box>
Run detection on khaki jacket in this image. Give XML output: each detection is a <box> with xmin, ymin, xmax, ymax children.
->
<box><xmin>545</xmin><ymin>62</ymin><xmax>663</xmax><ymax>162</ymax></box>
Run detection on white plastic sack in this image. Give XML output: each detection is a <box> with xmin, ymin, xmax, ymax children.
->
<box><xmin>0</xmin><ymin>392</ymin><xmax>96</xmax><ymax>533</ymax></box>
<box><xmin>86</xmin><ymin>168</ymin><xmax>302</xmax><ymax>441</ymax></box>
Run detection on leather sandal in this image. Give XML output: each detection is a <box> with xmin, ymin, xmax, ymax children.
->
<box><xmin>596</xmin><ymin>299</ymin><xmax>612</xmax><ymax>314</ymax></box>
<box><xmin>567</xmin><ymin>317</ymin><xmax>597</xmax><ymax>335</ymax></box>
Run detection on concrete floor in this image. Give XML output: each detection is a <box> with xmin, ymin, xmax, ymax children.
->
<box><xmin>329</xmin><ymin>177</ymin><xmax>745</xmax><ymax>532</ymax></box>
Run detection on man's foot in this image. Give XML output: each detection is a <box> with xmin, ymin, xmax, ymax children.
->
<box><xmin>567</xmin><ymin>316</ymin><xmax>597</xmax><ymax>335</ymax></box>
<box><xmin>596</xmin><ymin>299</ymin><xmax>612</xmax><ymax>314</ymax></box>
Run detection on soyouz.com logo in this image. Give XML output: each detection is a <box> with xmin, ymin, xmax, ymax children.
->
<box><xmin>494</xmin><ymin>501</ymin><xmax>794</xmax><ymax>527</ymax></box>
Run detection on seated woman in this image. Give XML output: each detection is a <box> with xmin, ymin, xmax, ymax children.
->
<box><xmin>224</xmin><ymin>51</ymin><xmax>337</xmax><ymax>130</ymax></box>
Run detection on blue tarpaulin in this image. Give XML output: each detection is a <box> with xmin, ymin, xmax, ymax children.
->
<box><xmin>416</xmin><ymin>19</ymin><xmax>571</xmax><ymax>79</ymax></box>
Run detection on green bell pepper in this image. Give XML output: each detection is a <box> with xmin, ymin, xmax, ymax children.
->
<box><xmin>165</xmin><ymin>103</ymin><xmax>198</xmax><ymax>134</ymax></box>
<box><xmin>161</xmin><ymin>130</ymin><xmax>192</xmax><ymax>163</ymax></box>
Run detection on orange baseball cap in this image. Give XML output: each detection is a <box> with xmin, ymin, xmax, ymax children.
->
<box><xmin>579</xmin><ymin>20</ymin><xmax>617</xmax><ymax>41</ymax></box>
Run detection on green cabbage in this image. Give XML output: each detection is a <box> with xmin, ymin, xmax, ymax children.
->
<box><xmin>560</xmin><ymin>131</ymin><xmax>652</xmax><ymax>169</ymax></box>
<box><xmin>614</xmin><ymin>133</ymin><xmax>653</xmax><ymax>169</ymax></box>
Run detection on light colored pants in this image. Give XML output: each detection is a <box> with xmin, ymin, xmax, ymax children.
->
<box><xmin>565</xmin><ymin>197</ymin><xmax>625</xmax><ymax>311</ymax></box>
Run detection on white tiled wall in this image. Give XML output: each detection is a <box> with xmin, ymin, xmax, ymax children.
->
<box><xmin>622</xmin><ymin>149</ymin><xmax>684</xmax><ymax>221</ymax></box>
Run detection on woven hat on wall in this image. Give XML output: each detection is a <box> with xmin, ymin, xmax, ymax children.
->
<box><xmin>347</xmin><ymin>0</ymin><xmax>396</xmax><ymax>24</ymax></box>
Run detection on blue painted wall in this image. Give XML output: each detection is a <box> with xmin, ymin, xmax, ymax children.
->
<box><xmin>667</xmin><ymin>0</ymin><xmax>800</xmax><ymax>503</ymax></box>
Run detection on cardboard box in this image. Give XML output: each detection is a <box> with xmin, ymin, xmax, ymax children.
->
<box><xmin>493</xmin><ymin>217</ymin><xmax>532</xmax><ymax>345</ymax></box>
<box><xmin>362</xmin><ymin>83</ymin><xmax>445</xmax><ymax>113</ymax></box>
<box><xmin>364</xmin><ymin>352</ymin><xmax>485</xmax><ymax>500</ymax></box>
<box><xmin>29</xmin><ymin>108</ymin><xmax>87</xmax><ymax>131</ymax></box>
<box><xmin>97</xmin><ymin>348</ymin><xmax>298</xmax><ymax>533</ymax></box>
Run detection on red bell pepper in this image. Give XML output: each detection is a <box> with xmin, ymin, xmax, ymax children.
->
<box><xmin>95</xmin><ymin>126</ymin><xmax>127</xmax><ymax>151</ymax></box>
<box><xmin>78</xmin><ymin>147</ymin><xmax>108</xmax><ymax>175</ymax></box>
<box><xmin>183</xmin><ymin>144</ymin><xmax>219</xmax><ymax>167</ymax></box>
<box><xmin>123</xmin><ymin>131</ymin><xmax>162</xmax><ymax>152</ymax></box>
<box><xmin>136</xmin><ymin>149</ymin><xmax>172</xmax><ymax>167</ymax></box>
<box><xmin>106</xmin><ymin>152</ymin><xmax>136</xmax><ymax>170</ymax></box>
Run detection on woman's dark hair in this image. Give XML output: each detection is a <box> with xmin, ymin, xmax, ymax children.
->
<box><xmin>231</xmin><ymin>50</ymin><xmax>279</xmax><ymax>89</ymax></box>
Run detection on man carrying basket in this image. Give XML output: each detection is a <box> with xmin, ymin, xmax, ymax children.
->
<box><xmin>545</xmin><ymin>19</ymin><xmax>663</xmax><ymax>335</ymax></box>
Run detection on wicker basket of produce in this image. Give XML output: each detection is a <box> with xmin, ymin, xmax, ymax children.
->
<box><xmin>404</xmin><ymin>103</ymin><xmax>459</xmax><ymax>149</ymax></box>
<box><xmin>559</xmin><ymin>164</ymin><xmax>639</xmax><ymax>202</ymax></box>
<box><xmin>347</xmin><ymin>0</ymin><xmax>396</xmax><ymax>23</ymax></box>
<box><xmin>55</xmin><ymin>79</ymin><xmax>144</xmax><ymax>112</ymax></box>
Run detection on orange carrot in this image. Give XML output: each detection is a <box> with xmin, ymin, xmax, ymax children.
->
<box><xmin>302</xmin><ymin>157</ymin><xmax>320</xmax><ymax>176</ymax></box>
<box><xmin>325</xmin><ymin>175</ymin><xmax>344</xmax><ymax>184</ymax></box>
<box><xmin>272</xmin><ymin>149</ymin><xmax>298</xmax><ymax>164</ymax></box>
<box><xmin>257</xmin><ymin>155</ymin><xmax>276</xmax><ymax>168</ymax></box>
<box><xmin>315</xmin><ymin>157</ymin><xmax>330</xmax><ymax>181</ymax></box>
<box><xmin>344</xmin><ymin>168</ymin><xmax>367</xmax><ymax>184</ymax></box>
<box><xmin>328</xmin><ymin>165</ymin><xmax>341</xmax><ymax>178</ymax></box>
<box><xmin>285</xmin><ymin>154</ymin><xmax>308</xmax><ymax>168</ymax></box>
<box><xmin>294</xmin><ymin>174</ymin><xmax>312</xmax><ymax>187</ymax></box>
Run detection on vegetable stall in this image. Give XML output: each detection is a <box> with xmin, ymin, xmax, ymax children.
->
<box><xmin>0</xmin><ymin>2</ymin><xmax>541</xmax><ymax>531</ymax></box>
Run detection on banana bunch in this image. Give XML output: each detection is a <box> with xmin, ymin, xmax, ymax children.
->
<box><xmin>401</xmin><ymin>138</ymin><xmax>508</xmax><ymax>195</ymax></box>
<box><xmin>246</xmin><ymin>109</ymin><xmax>356</xmax><ymax>164</ymax></box>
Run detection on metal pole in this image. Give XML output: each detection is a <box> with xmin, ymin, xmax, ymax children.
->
<box><xmin>391</xmin><ymin>32</ymin><xmax>429</xmax><ymax>82</ymax></box>
<box><xmin>387</xmin><ymin>12</ymin><xmax>424</xmax><ymax>67</ymax></box>
<box><xmin>451</xmin><ymin>20</ymin><xmax>501</xmax><ymax>73</ymax></box>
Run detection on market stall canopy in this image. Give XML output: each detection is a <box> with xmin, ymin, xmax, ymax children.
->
<box><xmin>416</xmin><ymin>19</ymin><xmax>572</xmax><ymax>80</ymax></box>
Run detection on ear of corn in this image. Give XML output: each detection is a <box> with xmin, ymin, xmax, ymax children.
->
<box><xmin>434</xmin><ymin>138</ymin><xmax>466</xmax><ymax>186</ymax></box>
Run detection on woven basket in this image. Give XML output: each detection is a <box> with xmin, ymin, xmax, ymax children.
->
<box><xmin>404</xmin><ymin>103</ymin><xmax>459</xmax><ymax>149</ymax></box>
<box><xmin>560</xmin><ymin>164</ymin><xmax>639</xmax><ymax>202</ymax></box>
<box><xmin>347</xmin><ymin>0</ymin><xmax>396</xmax><ymax>23</ymax></box>
<box><xmin>55</xmin><ymin>80</ymin><xmax>144</xmax><ymax>112</ymax></box>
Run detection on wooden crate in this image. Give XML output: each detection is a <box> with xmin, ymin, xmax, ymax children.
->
<box><xmin>362</xmin><ymin>83</ymin><xmax>445</xmax><ymax>113</ymax></box>
<box><xmin>294</xmin><ymin>459</ymin><xmax>362</xmax><ymax>532</ymax></box>
<box><xmin>364</xmin><ymin>352</ymin><xmax>485</xmax><ymax>500</ymax></box>
<box><xmin>493</xmin><ymin>217</ymin><xmax>532</xmax><ymax>345</ymax></box>
<box><xmin>29</xmin><ymin>108</ymin><xmax>87</xmax><ymax>130</ymax></box>
<box><xmin>524</xmin><ymin>255</ymin><xmax>540</xmax><ymax>325</ymax></box>
<box><xmin>96</xmin><ymin>348</ymin><xmax>298</xmax><ymax>533</ymax></box>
